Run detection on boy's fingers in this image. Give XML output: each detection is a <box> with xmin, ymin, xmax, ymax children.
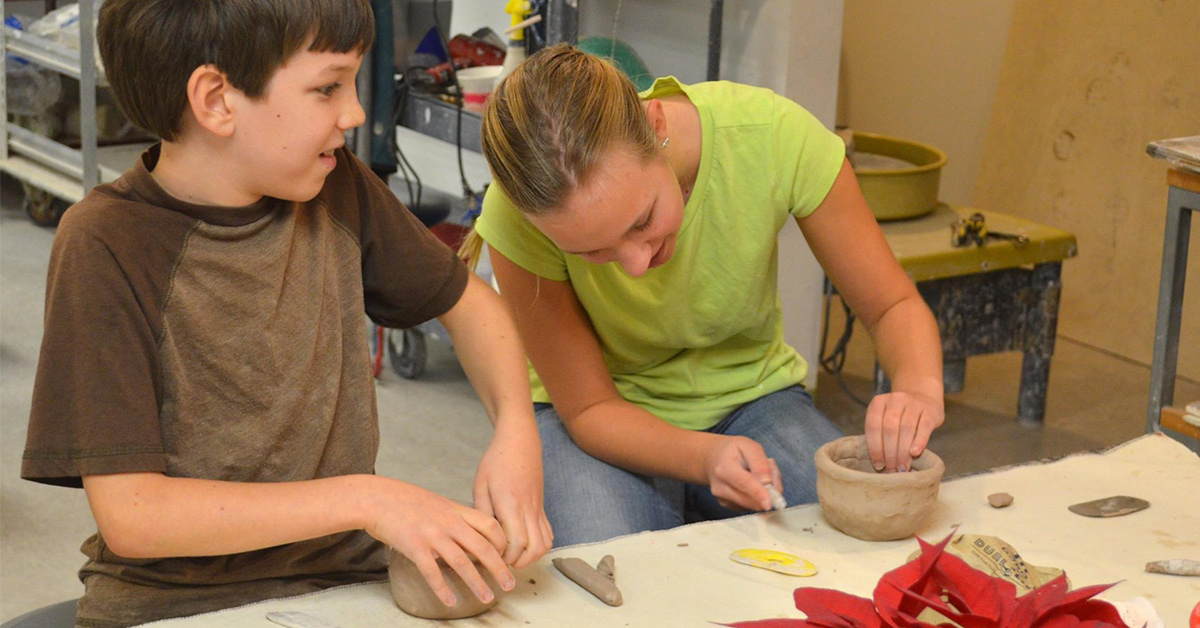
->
<box><xmin>463</xmin><ymin>508</ymin><xmax>508</xmax><ymax>553</ymax></box>
<box><xmin>473</xmin><ymin>488</ymin><xmax>495</xmax><ymax>518</ymax></box>
<box><xmin>496</xmin><ymin>504</ymin><xmax>528</xmax><ymax>566</ymax></box>
<box><xmin>438</xmin><ymin>541</ymin><xmax>497</xmax><ymax>604</ymax></box>
<box><xmin>540</xmin><ymin>516</ymin><xmax>554</xmax><ymax>550</ymax></box>
<box><xmin>412</xmin><ymin>552</ymin><xmax>457</xmax><ymax>607</ymax></box>
<box><xmin>513</xmin><ymin>512</ymin><xmax>549</xmax><ymax>569</ymax></box>
<box><xmin>457</xmin><ymin>531</ymin><xmax>515</xmax><ymax>594</ymax></box>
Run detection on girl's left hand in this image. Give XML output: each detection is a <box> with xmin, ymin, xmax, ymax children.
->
<box><xmin>864</xmin><ymin>390</ymin><xmax>944</xmax><ymax>473</ymax></box>
<box><xmin>473</xmin><ymin>426</ymin><xmax>553</xmax><ymax>568</ymax></box>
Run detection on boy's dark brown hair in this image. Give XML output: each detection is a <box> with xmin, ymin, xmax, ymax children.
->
<box><xmin>98</xmin><ymin>0</ymin><xmax>375</xmax><ymax>142</ymax></box>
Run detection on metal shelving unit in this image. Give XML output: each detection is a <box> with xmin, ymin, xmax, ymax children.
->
<box><xmin>2</xmin><ymin>2</ymin><xmax>148</xmax><ymax>223</ymax></box>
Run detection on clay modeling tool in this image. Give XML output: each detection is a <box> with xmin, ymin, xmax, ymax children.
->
<box><xmin>266</xmin><ymin>612</ymin><xmax>345</xmax><ymax>628</ymax></box>
<box><xmin>1067</xmin><ymin>495</ymin><xmax>1149</xmax><ymax>518</ymax></box>
<box><xmin>1145</xmin><ymin>559</ymin><xmax>1200</xmax><ymax>576</ymax></box>
<box><xmin>764</xmin><ymin>482</ymin><xmax>787</xmax><ymax>510</ymax></box>
<box><xmin>552</xmin><ymin>556</ymin><xmax>623</xmax><ymax>606</ymax></box>
<box><xmin>729</xmin><ymin>549</ymin><xmax>817</xmax><ymax>577</ymax></box>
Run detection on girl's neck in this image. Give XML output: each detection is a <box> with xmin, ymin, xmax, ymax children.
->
<box><xmin>658</xmin><ymin>95</ymin><xmax>702</xmax><ymax>201</ymax></box>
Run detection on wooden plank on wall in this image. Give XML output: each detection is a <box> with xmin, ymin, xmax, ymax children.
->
<box><xmin>974</xmin><ymin>0</ymin><xmax>1200</xmax><ymax>381</ymax></box>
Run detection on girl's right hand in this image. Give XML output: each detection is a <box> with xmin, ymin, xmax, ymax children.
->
<box><xmin>702</xmin><ymin>436</ymin><xmax>782</xmax><ymax>512</ymax></box>
<box><xmin>363</xmin><ymin>477</ymin><xmax>516</xmax><ymax>608</ymax></box>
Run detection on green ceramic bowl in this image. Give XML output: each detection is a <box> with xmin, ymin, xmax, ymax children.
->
<box><xmin>852</xmin><ymin>132</ymin><xmax>947</xmax><ymax>221</ymax></box>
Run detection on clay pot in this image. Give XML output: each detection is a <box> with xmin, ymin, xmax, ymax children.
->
<box><xmin>387</xmin><ymin>548</ymin><xmax>500</xmax><ymax>619</ymax></box>
<box><xmin>814</xmin><ymin>435</ymin><xmax>944</xmax><ymax>542</ymax></box>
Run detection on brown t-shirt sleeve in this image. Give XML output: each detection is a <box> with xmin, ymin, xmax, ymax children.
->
<box><xmin>325</xmin><ymin>148</ymin><xmax>469</xmax><ymax>329</ymax></box>
<box><xmin>22</xmin><ymin>201</ymin><xmax>170</xmax><ymax>487</ymax></box>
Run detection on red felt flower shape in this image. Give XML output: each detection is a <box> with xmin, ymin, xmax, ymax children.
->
<box><xmin>719</xmin><ymin>533</ymin><xmax>1132</xmax><ymax>628</ymax></box>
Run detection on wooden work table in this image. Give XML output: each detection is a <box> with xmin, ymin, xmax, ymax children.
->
<box><xmin>144</xmin><ymin>435</ymin><xmax>1199</xmax><ymax>628</ymax></box>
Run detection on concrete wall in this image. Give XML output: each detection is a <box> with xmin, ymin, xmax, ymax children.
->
<box><xmin>839</xmin><ymin>1</ymin><xmax>1015</xmax><ymax>206</ymax></box>
<box><xmin>974</xmin><ymin>0</ymin><xmax>1200</xmax><ymax>382</ymax></box>
<box><xmin>841</xmin><ymin>0</ymin><xmax>1200</xmax><ymax>383</ymax></box>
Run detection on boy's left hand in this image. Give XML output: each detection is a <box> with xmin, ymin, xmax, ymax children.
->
<box><xmin>473</xmin><ymin>426</ymin><xmax>552</xmax><ymax>569</ymax></box>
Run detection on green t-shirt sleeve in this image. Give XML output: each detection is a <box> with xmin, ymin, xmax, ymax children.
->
<box><xmin>474</xmin><ymin>184</ymin><xmax>569</xmax><ymax>281</ymax></box>
<box><xmin>772</xmin><ymin>93</ymin><xmax>846</xmax><ymax>218</ymax></box>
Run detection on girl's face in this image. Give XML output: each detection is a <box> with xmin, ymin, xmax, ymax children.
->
<box><xmin>528</xmin><ymin>147</ymin><xmax>685</xmax><ymax>278</ymax></box>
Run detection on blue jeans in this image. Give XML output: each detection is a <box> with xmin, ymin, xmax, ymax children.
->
<box><xmin>535</xmin><ymin>385</ymin><xmax>843</xmax><ymax>547</ymax></box>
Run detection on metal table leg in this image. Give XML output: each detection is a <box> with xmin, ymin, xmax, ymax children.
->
<box><xmin>1146</xmin><ymin>181</ymin><xmax>1197</xmax><ymax>433</ymax></box>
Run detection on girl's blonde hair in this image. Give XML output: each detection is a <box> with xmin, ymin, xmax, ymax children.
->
<box><xmin>459</xmin><ymin>44</ymin><xmax>657</xmax><ymax>266</ymax></box>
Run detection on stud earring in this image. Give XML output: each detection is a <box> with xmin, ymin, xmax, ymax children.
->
<box><xmin>661</xmin><ymin>137</ymin><xmax>671</xmax><ymax>149</ymax></box>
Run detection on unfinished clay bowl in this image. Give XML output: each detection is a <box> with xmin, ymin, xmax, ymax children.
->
<box><xmin>814</xmin><ymin>435</ymin><xmax>944</xmax><ymax>542</ymax></box>
<box><xmin>387</xmin><ymin>548</ymin><xmax>501</xmax><ymax>619</ymax></box>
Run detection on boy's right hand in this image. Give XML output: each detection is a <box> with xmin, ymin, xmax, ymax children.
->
<box><xmin>702</xmin><ymin>436</ymin><xmax>782</xmax><ymax>513</ymax></box>
<box><xmin>363</xmin><ymin>477</ymin><xmax>515</xmax><ymax>607</ymax></box>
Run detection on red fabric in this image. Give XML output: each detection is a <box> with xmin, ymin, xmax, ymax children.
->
<box><xmin>721</xmin><ymin>533</ymin><xmax>1132</xmax><ymax>628</ymax></box>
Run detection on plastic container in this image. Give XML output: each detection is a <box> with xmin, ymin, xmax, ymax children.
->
<box><xmin>852</xmin><ymin>131</ymin><xmax>947</xmax><ymax>221</ymax></box>
<box><xmin>455</xmin><ymin>65</ymin><xmax>502</xmax><ymax>112</ymax></box>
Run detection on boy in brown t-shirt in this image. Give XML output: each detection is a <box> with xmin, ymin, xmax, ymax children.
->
<box><xmin>20</xmin><ymin>1</ymin><xmax>551</xmax><ymax>625</ymax></box>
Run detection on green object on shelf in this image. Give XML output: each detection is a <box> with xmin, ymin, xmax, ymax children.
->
<box><xmin>578</xmin><ymin>36</ymin><xmax>655</xmax><ymax>92</ymax></box>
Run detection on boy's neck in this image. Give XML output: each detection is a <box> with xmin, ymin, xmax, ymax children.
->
<box><xmin>151</xmin><ymin>140</ymin><xmax>265</xmax><ymax>207</ymax></box>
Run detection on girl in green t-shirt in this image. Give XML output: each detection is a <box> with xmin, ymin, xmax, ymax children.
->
<box><xmin>465</xmin><ymin>45</ymin><xmax>944</xmax><ymax>547</ymax></box>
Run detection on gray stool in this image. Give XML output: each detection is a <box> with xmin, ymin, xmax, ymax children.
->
<box><xmin>0</xmin><ymin>600</ymin><xmax>77</xmax><ymax>628</ymax></box>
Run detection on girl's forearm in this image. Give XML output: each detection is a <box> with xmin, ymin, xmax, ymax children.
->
<box><xmin>867</xmin><ymin>295</ymin><xmax>943</xmax><ymax>398</ymax></box>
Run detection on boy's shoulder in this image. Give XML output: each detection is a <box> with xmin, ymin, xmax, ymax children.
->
<box><xmin>56</xmin><ymin>172</ymin><xmax>194</xmax><ymax>255</ymax></box>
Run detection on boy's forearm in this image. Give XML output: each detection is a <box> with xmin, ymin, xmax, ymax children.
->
<box><xmin>440</xmin><ymin>275</ymin><xmax>537</xmax><ymax>433</ymax></box>
<box><xmin>82</xmin><ymin>472</ymin><xmax>384</xmax><ymax>559</ymax></box>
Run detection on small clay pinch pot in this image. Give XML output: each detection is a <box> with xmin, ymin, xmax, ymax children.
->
<box><xmin>814</xmin><ymin>435</ymin><xmax>944</xmax><ymax>542</ymax></box>
<box><xmin>387</xmin><ymin>548</ymin><xmax>501</xmax><ymax>619</ymax></box>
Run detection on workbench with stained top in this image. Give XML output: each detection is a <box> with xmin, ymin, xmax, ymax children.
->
<box><xmin>875</xmin><ymin>203</ymin><xmax>1079</xmax><ymax>424</ymax></box>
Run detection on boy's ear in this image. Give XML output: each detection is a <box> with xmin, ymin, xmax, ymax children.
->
<box><xmin>186</xmin><ymin>65</ymin><xmax>237</xmax><ymax>138</ymax></box>
<box><xmin>644</xmin><ymin>99</ymin><xmax>667</xmax><ymax>143</ymax></box>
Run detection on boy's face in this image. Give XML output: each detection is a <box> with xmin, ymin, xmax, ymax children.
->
<box><xmin>228</xmin><ymin>48</ymin><xmax>366</xmax><ymax>202</ymax></box>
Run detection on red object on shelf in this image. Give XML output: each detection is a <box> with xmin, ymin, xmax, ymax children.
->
<box><xmin>425</xmin><ymin>35</ymin><xmax>504</xmax><ymax>85</ymax></box>
<box><xmin>448</xmin><ymin>34</ymin><xmax>504</xmax><ymax>66</ymax></box>
<box><xmin>1190</xmin><ymin>600</ymin><xmax>1199</xmax><ymax>628</ymax></box>
<box><xmin>722</xmin><ymin>533</ymin><xmax>1132</xmax><ymax>628</ymax></box>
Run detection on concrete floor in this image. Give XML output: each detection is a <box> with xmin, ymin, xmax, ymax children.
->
<box><xmin>2</xmin><ymin>172</ymin><xmax>1197</xmax><ymax>620</ymax></box>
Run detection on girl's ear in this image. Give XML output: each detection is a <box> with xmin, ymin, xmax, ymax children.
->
<box><xmin>644</xmin><ymin>98</ymin><xmax>668</xmax><ymax>144</ymax></box>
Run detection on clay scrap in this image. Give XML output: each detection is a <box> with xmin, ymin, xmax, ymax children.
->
<box><xmin>988</xmin><ymin>492</ymin><xmax>1014</xmax><ymax>508</ymax></box>
<box><xmin>1145</xmin><ymin>559</ymin><xmax>1200</xmax><ymax>576</ymax></box>
<box><xmin>552</xmin><ymin>555</ymin><xmax>623</xmax><ymax>606</ymax></box>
